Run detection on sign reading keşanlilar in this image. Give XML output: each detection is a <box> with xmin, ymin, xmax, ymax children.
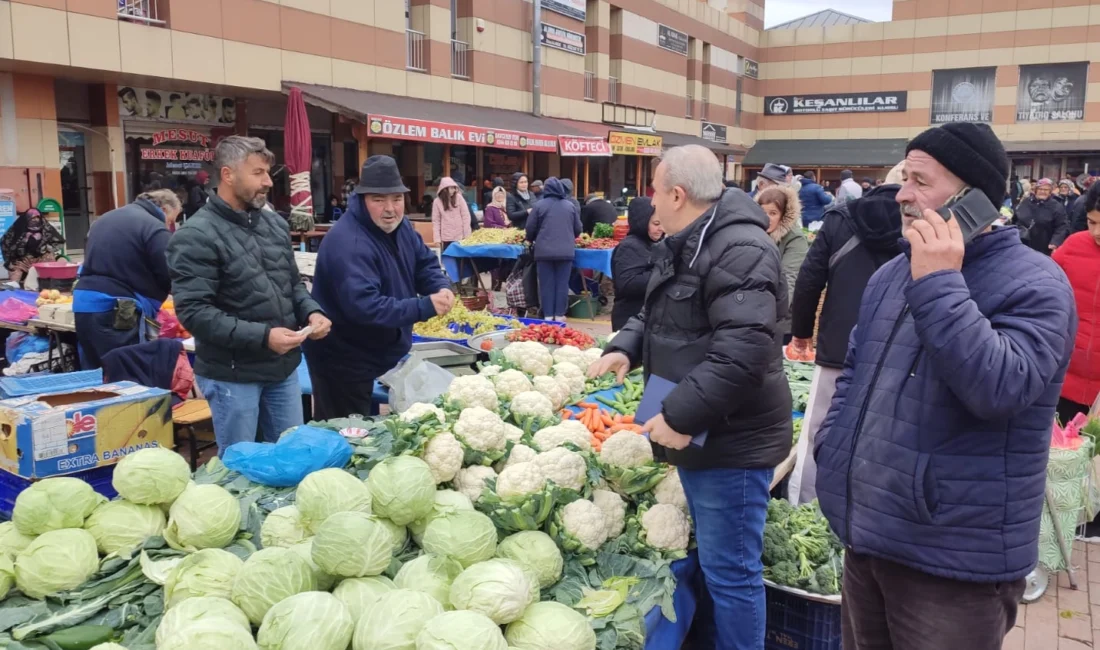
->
<box><xmin>764</xmin><ymin>91</ymin><xmax>907</xmax><ymax>115</ymax></box>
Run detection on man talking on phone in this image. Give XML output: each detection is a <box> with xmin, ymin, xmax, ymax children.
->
<box><xmin>814</xmin><ymin>123</ymin><xmax>1076</xmax><ymax>650</ymax></box>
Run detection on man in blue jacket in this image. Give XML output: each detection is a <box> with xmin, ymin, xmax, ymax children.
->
<box><xmin>797</xmin><ymin>171</ymin><xmax>832</xmax><ymax>226</ymax></box>
<box><xmin>814</xmin><ymin>122</ymin><xmax>1075</xmax><ymax>649</ymax></box>
<box><xmin>305</xmin><ymin>156</ymin><xmax>455</xmax><ymax>419</ymax></box>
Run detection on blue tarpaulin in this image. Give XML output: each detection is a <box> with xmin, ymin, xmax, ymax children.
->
<box><xmin>645</xmin><ymin>552</ymin><xmax>700</xmax><ymax>649</ymax></box>
<box><xmin>441</xmin><ymin>243</ymin><xmax>615</xmax><ymax>281</ymax></box>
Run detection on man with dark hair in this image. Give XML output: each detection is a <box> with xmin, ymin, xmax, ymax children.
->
<box><xmin>143</xmin><ymin>91</ymin><xmax>162</xmax><ymax>118</ymax></box>
<box><xmin>815</xmin><ymin>123</ymin><xmax>1075</xmax><ymax>649</ymax></box>
<box><xmin>836</xmin><ymin>169</ymin><xmax>862</xmax><ymax>204</ymax></box>
<box><xmin>118</xmin><ymin>87</ymin><xmax>140</xmax><ymax>116</ymax></box>
<box><xmin>221</xmin><ymin>99</ymin><xmax>236</xmax><ymax>124</ymax></box>
<box><xmin>167</xmin><ymin>136</ymin><xmax>331</xmax><ymax>455</ymax></box>
<box><xmin>166</xmin><ymin>94</ymin><xmax>186</xmax><ymax>120</ymax></box>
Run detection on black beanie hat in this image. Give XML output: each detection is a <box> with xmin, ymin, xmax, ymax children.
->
<box><xmin>906</xmin><ymin>123</ymin><xmax>1008</xmax><ymax>208</ymax></box>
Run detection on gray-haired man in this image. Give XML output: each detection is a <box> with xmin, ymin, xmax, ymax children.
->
<box><xmin>167</xmin><ymin>136</ymin><xmax>332</xmax><ymax>455</ymax></box>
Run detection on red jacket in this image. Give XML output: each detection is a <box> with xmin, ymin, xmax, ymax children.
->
<box><xmin>1053</xmin><ymin>231</ymin><xmax>1100</xmax><ymax>406</ymax></box>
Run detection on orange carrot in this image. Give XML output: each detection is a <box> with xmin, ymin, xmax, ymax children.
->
<box><xmin>600</xmin><ymin>413</ymin><xmax>615</xmax><ymax>427</ymax></box>
<box><xmin>622</xmin><ymin>415</ymin><xmax>635</xmax><ymax>424</ymax></box>
<box><xmin>577</xmin><ymin>402</ymin><xmax>599</xmax><ymax>409</ymax></box>
<box><xmin>562</xmin><ymin>410</ymin><xmax>574</xmax><ymax>419</ymax></box>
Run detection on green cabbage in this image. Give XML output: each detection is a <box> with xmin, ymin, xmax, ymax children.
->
<box><xmin>409</xmin><ymin>490</ymin><xmax>473</xmax><ymax>544</ymax></box>
<box><xmin>89</xmin><ymin>644</ymin><xmax>129</xmax><ymax>650</ymax></box>
<box><xmin>164</xmin><ymin>548</ymin><xmax>244</xmax><ymax>608</ymax></box>
<box><xmin>157</xmin><ymin>620</ymin><xmax>259</xmax><ymax>650</ymax></box>
<box><xmin>12</xmin><ymin>477</ymin><xmax>105</xmax><ymax>536</ymax></box>
<box><xmin>14</xmin><ymin>528</ymin><xmax>100</xmax><ymax>599</ymax></box>
<box><xmin>112</xmin><ymin>447</ymin><xmax>191</xmax><ymax>505</ymax></box>
<box><xmin>0</xmin><ymin>553</ymin><xmax>13</xmax><ymax>600</ymax></box>
<box><xmin>257</xmin><ymin>591</ymin><xmax>354</xmax><ymax>650</ymax></box>
<box><xmin>495</xmin><ymin>531</ymin><xmax>564</xmax><ymax>589</ymax></box>
<box><xmin>352</xmin><ymin>589</ymin><xmax>442</xmax><ymax>650</ymax></box>
<box><xmin>0</xmin><ymin>522</ymin><xmax>35</xmax><ymax>556</ymax></box>
<box><xmin>231</xmin><ymin>547</ymin><xmax>317</xmax><ymax>625</ymax></box>
<box><xmin>378</xmin><ymin>517</ymin><xmax>409</xmax><ymax>555</ymax></box>
<box><xmin>311</xmin><ymin>512</ymin><xmax>393</xmax><ymax>578</ymax></box>
<box><xmin>83</xmin><ymin>500</ymin><xmax>166</xmax><ymax>555</ymax></box>
<box><xmin>448</xmin><ymin>559</ymin><xmax>539</xmax><ymax>625</ymax></box>
<box><xmin>156</xmin><ymin>596</ymin><xmax>251</xmax><ymax>647</ymax></box>
<box><xmin>296</xmin><ymin>468</ymin><xmax>372</xmax><ymax>533</ymax></box>
<box><xmin>393</xmin><ymin>554</ymin><xmax>463</xmax><ymax>608</ymax></box>
<box><xmin>289</xmin><ymin>540</ymin><xmax>336</xmax><ymax>591</ymax></box>
<box><xmin>333</xmin><ymin>576</ymin><xmax>396</xmax><ymax>624</ymax></box>
<box><xmin>260</xmin><ymin>506</ymin><xmax>310</xmax><ymax>549</ymax></box>
<box><xmin>366</xmin><ymin>457</ymin><xmax>436</xmax><ymax>526</ymax></box>
<box><xmin>420</xmin><ymin>510</ymin><xmax>498</xmax><ymax>568</ymax></box>
<box><xmin>416</xmin><ymin>610</ymin><xmax>509</xmax><ymax>650</ymax></box>
<box><xmin>505</xmin><ymin>601</ymin><xmax>598</xmax><ymax>650</ymax></box>
<box><xmin>164</xmin><ymin>484</ymin><xmax>242</xmax><ymax>552</ymax></box>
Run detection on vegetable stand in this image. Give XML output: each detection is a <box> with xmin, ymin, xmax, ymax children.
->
<box><xmin>441</xmin><ymin>243</ymin><xmax>615</xmax><ymax>283</ymax></box>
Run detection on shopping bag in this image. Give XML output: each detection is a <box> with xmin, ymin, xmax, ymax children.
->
<box><xmin>222</xmin><ymin>425</ymin><xmax>352</xmax><ymax>487</ymax></box>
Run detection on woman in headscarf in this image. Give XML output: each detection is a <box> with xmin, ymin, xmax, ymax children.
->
<box><xmin>1</xmin><ymin>209</ymin><xmax>65</xmax><ymax>283</ymax></box>
<box><xmin>506</xmin><ymin>172</ymin><xmax>533</xmax><ymax>230</ymax></box>
<box><xmin>610</xmin><ymin>197</ymin><xmax>662</xmax><ymax>331</ymax></box>
<box><xmin>756</xmin><ymin>185</ymin><xmax>808</xmax><ymax>340</ymax></box>
<box><xmin>483</xmin><ymin>186</ymin><xmax>510</xmax><ymax>228</ymax></box>
<box><xmin>1015</xmin><ymin>177</ymin><xmax>1070</xmax><ymax>255</ymax></box>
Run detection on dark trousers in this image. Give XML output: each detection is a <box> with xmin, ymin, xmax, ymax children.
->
<box><xmin>309</xmin><ymin>367</ymin><xmax>378</xmax><ymax>421</ymax></box>
<box><xmin>75</xmin><ymin>310</ymin><xmax>140</xmax><ymax>370</ymax></box>
<box><xmin>842</xmin><ymin>551</ymin><xmax>1025</xmax><ymax>650</ymax></box>
<box><xmin>536</xmin><ymin>260</ymin><xmax>571</xmax><ymax>318</ymax></box>
<box><xmin>1057</xmin><ymin>396</ymin><xmax>1091</xmax><ymax>425</ymax></box>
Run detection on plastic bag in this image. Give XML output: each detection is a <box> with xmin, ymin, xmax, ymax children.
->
<box><xmin>157</xmin><ymin>308</ymin><xmax>190</xmax><ymax>339</ymax></box>
<box><xmin>0</xmin><ymin>298</ymin><xmax>37</xmax><ymax>325</ymax></box>
<box><xmin>5</xmin><ymin>332</ymin><xmax>49</xmax><ymax>364</ymax></box>
<box><xmin>222</xmin><ymin>425</ymin><xmax>352</xmax><ymax>487</ymax></box>
<box><xmin>379</xmin><ymin>356</ymin><xmax>454</xmax><ymax>414</ymax></box>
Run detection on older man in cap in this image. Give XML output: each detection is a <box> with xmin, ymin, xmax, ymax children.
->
<box><xmin>752</xmin><ymin>162</ymin><xmax>789</xmax><ymax>197</ymax></box>
<box><xmin>305</xmin><ymin>156</ymin><xmax>455</xmax><ymax>419</ymax></box>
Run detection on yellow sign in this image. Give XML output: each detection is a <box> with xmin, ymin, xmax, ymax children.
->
<box><xmin>608</xmin><ymin>131</ymin><xmax>663</xmax><ymax>156</ymax></box>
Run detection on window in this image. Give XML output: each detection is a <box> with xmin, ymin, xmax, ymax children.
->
<box><xmin>735</xmin><ymin>78</ymin><xmax>743</xmax><ymax>127</ymax></box>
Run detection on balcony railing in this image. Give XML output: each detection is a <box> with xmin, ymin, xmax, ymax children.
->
<box><xmin>608</xmin><ymin>76</ymin><xmax>621</xmax><ymax>104</ymax></box>
<box><xmin>584</xmin><ymin>71</ymin><xmax>596</xmax><ymax>102</ymax></box>
<box><xmin>117</xmin><ymin>0</ymin><xmax>165</xmax><ymax>25</ymax></box>
<box><xmin>407</xmin><ymin>29</ymin><xmax>427</xmax><ymax>72</ymax></box>
<box><xmin>451</xmin><ymin>40</ymin><xmax>470</xmax><ymax>79</ymax></box>
<box><xmin>686</xmin><ymin>93</ymin><xmax>694</xmax><ymax>118</ymax></box>
<box><xmin>701</xmin><ymin>101</ymin><xmax>709</xmax><ymax>121</ymax></box>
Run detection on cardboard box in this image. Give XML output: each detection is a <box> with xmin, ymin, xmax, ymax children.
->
<box><xmin>0</xmin><ymin>382</ymin><xmax>174</xmax><ymax>479</ymax></box>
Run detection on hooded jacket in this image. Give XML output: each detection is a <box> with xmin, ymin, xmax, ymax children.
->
<box><xmin>606</xmin><ymin>189</ymin><xmax>792</xmax><ymax>470</ymax></box>
<box><xmin>80</xmin><ymin>197</ymin><xmax>173</xmax><ymax>304</ymax></box>
<box><xmin>304</xmin><ymin>196</ymin><xmax>452</xmax><ymax>381</ymax></box>
<box><xmin>1016</xmin><ymin>194</ymin><xmax>1070</xmax><ymax>254</ymax></box>
<box><xmin>798</xmin><ymin>177</ymin><xmax>832</xmax><ymax>226</ymax></box>
<box><xmin>525</xmin><ymin>178</ymin><xmax>582</xmax><ymax>262</ymax></box>
<box><xmin>581</xmin><ymin>197</ymin><xmax>618</xmax><ymax>235</ymax></box>
<box><xmin>611</xmin><ymin>198</ymin><xmax>657</xmax><ymax>331</ymax></box>
<box><xmin>1053</xmin><ymin>231</ymin><xmax>1100</xmax><ymax>407</ymax></box>
<box><xmin>764</xmin><ymin>185</ymin><xmax>809</xmax><ymax>336</ymax></box>
<box><xmin>506</xmin><ymin>172</ymin><xmax>533</xmax><ymax>230</ymax></box>
<box><xmin>791</xmin><ymin>185</ymin><xmax>902</xmax><ymax>368</ymax></box>
<box><xmin>431</xmin><ymin>177</ymin><xmax>472</xmax><ymax>244</ymax></box>
<box><xmin>815</xmin><ymin>227</ymin><xmax>1075</xmax><ymax>582</ymax></box>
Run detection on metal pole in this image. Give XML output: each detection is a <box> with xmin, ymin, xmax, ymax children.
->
<box><xmin>532</xmin><ymin>0</ymin><xmax>542</xmax><ymax>117</ymax></box>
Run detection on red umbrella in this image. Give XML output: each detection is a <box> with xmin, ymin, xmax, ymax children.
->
<box><xmin>285</xmin><ymin>87</ymin><xmax>314</xmax><ymax>233</ymax></box>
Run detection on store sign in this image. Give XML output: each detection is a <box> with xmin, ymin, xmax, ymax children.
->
<box><xmin>743</xmin><ymin>58</ymin><xmax>759</xmax><ymax>80</ymax></box>
<box><xmin>608</xmin><ymin>132</ymin><xmax>663</xmax><ymax>156</ymax></box>
<box><xmin>543</xmin><ymin>0</ymin><xmax>585</xmax><ymax>21</ymax></box>
<box><xmin>931</xmin><ymin>67</ymin><xmax>996</xmax><ymax>124</ymax></box>
<box><xmin>701</xmin><ymin>122</ymin><xmax>728</xmax><ymax>144</ymax></box>
<box><xmin>541</xmin><ymin>23</ymin><xmax>585</xmax><ymax>56</ymax></box>
<box><xmin>559</xmin><ymin>136</ymin><xmax>612</xmax><ymax>156</ymax></box>
<box><xmin>1017</xmin><ymin>62</ymin><xmax>1088</xmax><ymax>122</ymax></box>
<box><xmin>366</xmin><ymin>115</ymin><xmax>558</xmax><ymax>152</ymax></box>
<box><xmin>140</xmin><ymin>148</ymin><xmax>214</xmax><ymax>162</ymax></box>
<box><xmin>764</xmin><ymin>91</ymin><xmax>907</xmax><ymax>115</ymax></box>
<box><xmin>118</xmin><ymin>86</ymin><xmax>235</xmax><ymax>126</ymax></box>
<box><xmin>658</xmin><ymin>25</ymin><xmax>689</xmax><ymax>56</ymax></box>
<box><xmin>151</xmin><ymin>129</ymin><xmax>212</xmax><ymax>148</ymax></box>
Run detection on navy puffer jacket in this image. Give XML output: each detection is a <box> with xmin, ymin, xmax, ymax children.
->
<box><xmin>814</xmin><ymin>227</ymin><xmax>1075</xmax><ymax>582</ymax></box>
<box><xmin>525</xmin><ymin>178</ymin><xmax>582</xmax><ymax>261</ymax></box>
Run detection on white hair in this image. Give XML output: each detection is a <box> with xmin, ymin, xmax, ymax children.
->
<box><xmin>658</xmin><ymin>145</ymin><xmax>724</xmax><ymax>204</ymax></box>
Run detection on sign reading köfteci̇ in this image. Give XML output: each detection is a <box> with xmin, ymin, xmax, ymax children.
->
<box><xmin>764</xmin><ymin>91</ymin><xmax>908</xmax><ymax>115</ymax></box>
<box><xmin>743</xmin><ymin>58</ymin><xmax>759</xmax><ymax>80</ymax></box>
<box><xmin>558</xmin><ymin>136</ymin><xmax>612</xmax><ymax>156</ymax></box>
<box><xmin>701</xmin><ymin>122</ymin><xmax>728</xmax><ymax>144</ymax></box>
<box><xmin>541</xmin><ymin>23</ymin><xmax>585</xmax><ymax>56</ymax></box>
<box><xmin>366</xmin><ymin>115</ymin><xmax>559</xmax><ymax>152</ymax></box>
<box><xmin>608</xmin><ymin>131</ymin><xmax>663</xmax><ymax>156</ymax></box>
<box><xmin>658</xmin><ymin>24</ymin><xmax>689</xmax><ymax>56</ymax></box>
<box><xmin>1016</xmin><ymin>62</ymin><xmax>1089</xmax><ymax>122</ymax></box>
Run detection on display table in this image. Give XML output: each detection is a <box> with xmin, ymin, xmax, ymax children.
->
<box><xmin>441</xmin><ymin>243</ymin><xmax>615</xmax><ymax>282</ymax></box>
<box><xmin>645</xmin><ymin>553</ymin><xmax>699</xmax><ymax>650</ymax></box>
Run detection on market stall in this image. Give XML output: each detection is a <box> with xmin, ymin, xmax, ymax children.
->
<box><xmin>440</xmin><ymin>229</ymin><xmax>617</xmax><ymax>284</ymax></box>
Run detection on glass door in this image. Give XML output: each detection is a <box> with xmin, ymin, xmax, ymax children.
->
<box><xmin>59</xmin><ymin>144</ymin><xmax>90</xmax><ymax>252</ymax></box>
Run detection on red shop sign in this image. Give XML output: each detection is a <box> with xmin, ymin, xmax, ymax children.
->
<box><xmin>366</xmin><ymin>115</ymin><xmax>558</xmax><ymax>153</ymax></box>
<box><xmin>558</xmin><ymin>135</ymin><xmax>612</xmax><ymax>157</ymax></box>
<box><xmin>151</xmin><ymin>129</ymin><xmax>211</xmax><ymax>148</ymax></box>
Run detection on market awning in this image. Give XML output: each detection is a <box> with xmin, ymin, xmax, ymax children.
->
<box><xmin>288</xmin><ymin>83</ymin><xmax>594</xmax><ymax>153</ymax></box>
<box><xmin>1004</xmin><ymin>140</ymin><xmax>1100</xmax><ymax>154</ymax></box>
<box><xmin>551</xmin><ymin>120</ymin><xmax>612</xmax><ymax>156</ymax></box>
<box><xmin>659</xmin><ymin>131</ymin><xmax>746</xmax><ymax>156</ymax></box>
<box><xmin>743</xmin><ymin>138</ymin><xmax>908</xmax><ymax>167</ymax></box>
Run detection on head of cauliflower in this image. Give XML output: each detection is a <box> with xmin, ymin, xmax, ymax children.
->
<box><xmin>533</xmin><ymin>447</ymin><xmax>587</xmax><ymax>492</ymax></box>
<box><xmin>421</xmin><ymin>432</ymin><xmax>464</xmax><ymax>483</ymax></box>
<box><xmin>532</xmin><ymin>424</ymin><xmax>592</xmax><ymax>453</ymax></box>
<box><xmin>400</xmin><ymin>402</ymin><xmax>446</xmax><ymax>424</ymax></box>
<box><xmin>599</xmin><ymin>431</ymin><xmax>653</xmax><ymax>468</ymax></box>
<box><xmin>495</xmin><ymin>443</ymin><xmax>538</xmax><ymax>473</ymax></box>
<box><xmin>552</xmin><ymin>345</ymin><xmax>587</xmax><ymax>367</ymax></box>
<box><xmin>509</xmin><ymin>392</ymin><xmax>554</xmax><ymax>421</ymax></box>
<box><xmin>591</xmin><ymin>489</ymin><xmax>627</xmax><ymax>539</ymax></box>
<box><xmin>447</xmin><ymin>375</ymin><xmax>499</xmax><ymax>411</ymax></box>
<box><xmin>495</xmin><ymin>462</ymin><xmax>548</xmax><ymax>501</ymax></box>
<box><xmin>502</xmin><ymin>423</ymin><xmax>524</xmax><ymax>444</ymax></box>
<box><xmin>493</xmin><ymin>369</ymin><xmax>533</xmax><ymax>401</ymax></box>
<box><xmin>532</xmin><ymin>375</ymin><xmax>569</xmax><ymax>411</ymax></box>
<box><xmin>641</xmin><ymin>503</ymin><xmax>691</xmax><ymax>552</ymax></box>
<box><xmin>453</xmin><ymin>407</ymin><xmax>507</xmax><ymax>453</ymax></box>
<box><xmin>453</xmin><ymin>465</ymin><xmax>497</xmax><ymax>502</ymax></box>
<box><xmin>653</xmin><ymin>467</ymin><xmax>688</xmax><ymax>515</ymax></box>
<box><xmin>479</xmin><ymin>364</ymin><xmax>503</xmax><ymax>378</ymax></box>
<box><xmin>559</xmin><ymin>499</ymin><xmax>610</xmax><ymax>552</ymax></box>
<box><xmin>582</xmin><ymin>347</ymin><xmax>605</xmax><ymax>365</ymax></box>
<box><xmin>503</xmin><ymin>342</ymin><xmax>554</xmax><ymax>377</ymax></box>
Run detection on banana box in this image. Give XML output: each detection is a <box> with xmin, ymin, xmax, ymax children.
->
<box><xmin>0</xmin><ymin>382</ymin><xmax>173</xmax><ymax>479</ymax></box>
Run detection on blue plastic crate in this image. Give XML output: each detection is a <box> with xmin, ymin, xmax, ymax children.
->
<box><xmin>0</xmin><ymin>369</ymin><xmax>104</xmax><ymax>399</ymax></box>
<box><xmin>0</xmin><ymin>465</ymin><xmax>118</xmax><ymax>520</ymax></box>
<box><xmin>764</xmin><ymin>584</ymin><xmax>842</xmax><ymax>650</ymax></box>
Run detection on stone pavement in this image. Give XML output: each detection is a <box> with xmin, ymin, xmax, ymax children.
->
<box><xmin>1004</xmin><ymin>541</ymin><xmax>1100</xmax><ymax>650</ymax></box>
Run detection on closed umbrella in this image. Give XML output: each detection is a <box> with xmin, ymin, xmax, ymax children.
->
<box><xmin>285</xmin><ymin>86</ymin><xmax>314</xmax><ymax>233</ymax></box>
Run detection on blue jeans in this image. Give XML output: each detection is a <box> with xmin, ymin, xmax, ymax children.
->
<box><xmin>679</xmin><ymin>466</ymin><xmax>773</xmax><ymax>650</ymax></box>
<box><xmin>196</xmin><ymin>373</ymin><xmax>303</xmax><ymax>456</ymax></box>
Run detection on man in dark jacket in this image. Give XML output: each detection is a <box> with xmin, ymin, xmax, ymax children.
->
<box><xmin>610</xmin><ymin>197</ymin><xmax>659</xmax><ymax>330</ymax></box>
<box><xmin>506</xmin><ymin>172</ymin><xmax>533</xmax><ymax>229</ymax></box>
<box><xmin>581</xmin><ymin>194</ymin><xmax>618</xmax><ymax>235</ymax></box>
<box><xmin>185</xmin><ymin>170</ymin><xmax>209</xmax><ymax>218</ymax></box>
<box><xmin>815</xmin><ymin>123</ymin><xmax>1075</xmax><ymax>649</ymax></box>
<box><xmin>784</xmin><ymin>184</ymin><xmax>901</xmax><ymax>504</ymax></box>
<box><xmin>167</xmin><ymin>136</ymin><xmax>331</xmax><ymax>455</ymax></box>
<box><xmin>525</xmin><ymin>178</ymin><xmax>582</xmax><ymax>321</ymax></box>
<box><xmin>305</xmin><ymin>156</ymin><xmax>454</xmax><ymax>418</ymax></box>
<box><xmin>75</xmin><ymin>189</ymin><xmax>178</xmax><ymax>369</ymax></box>
<box><xmin>797</xmin><ymin>171</ymin><xmax>832</xmax><ymax>226</ymax></box>
<box><xmin>1015</xmin><ymin>177</ymin><xmax>1070</xmax><ymax>254</ymax></box>
<box><xmin>590</xmin><ymin>145</ymin><xmax>790</xmax><ymax>650</ymax></box>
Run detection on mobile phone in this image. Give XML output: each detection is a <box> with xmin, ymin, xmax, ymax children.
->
<box><xmin>935</xmin><ymin>188</ymin><xmax>1001</xmax><ymax>242</ymax></box>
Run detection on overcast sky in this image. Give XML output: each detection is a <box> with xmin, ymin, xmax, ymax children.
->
<box><xmin>764</xmin><ymin>0</ymin><xmax>894</xmax><ymax>28</ymax></box>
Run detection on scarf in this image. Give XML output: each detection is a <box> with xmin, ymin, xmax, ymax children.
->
<box><xmin>491</xmin><ymin>191</ymin><xmax>507</xmax><ymax>210</ymax></box>
<box><xmin>1</xmin><ymin>210</ymin><xmax>64</xmax><ymax>271</ymax></box>
<box><xmin>517</xmin><ymin>190</ymin><xmax>531</xmax><ymax>201</ymax></box>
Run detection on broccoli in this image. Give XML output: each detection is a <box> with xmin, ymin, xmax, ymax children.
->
<box><xmin>764</xmin><ymin>560</ymin><xmax>801</xmax><ymax>587</ymax></box>
<box><xmin>763</xmin><ymin>524</ymin><xmax>796</xmax><ymax>566</ymax></box>
<box><xmin>766</xmin><ymin>499</ymin><xmax>794</xmax><ymax>524</ymax></box>
<box><xmin>807</xmin><ymin>561</ymin><xmax>841</xmax><ymax>595</ymax></box>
